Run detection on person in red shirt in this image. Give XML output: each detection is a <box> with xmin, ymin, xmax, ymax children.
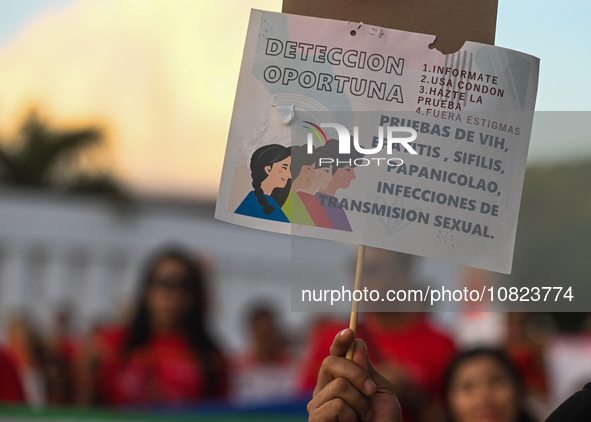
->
<box><xmin>45</xmin><ymin>306</ymin><xmax>78</xmax><ymax>405</ymax></box>
<box><xmin>4</xmin><ymin>314</ymin><xmax>46</xmax><ymax>406</ymax></box>
<box><xmin>230</xmin><ymin>304</ymin><xmax>297</xmax><ymax>403</ymax></box>
<box><xmin>300</xmin><ymin>248</ymin><xmax>456</xmax><ymax>422</ymax></box>
<box><xmin>0</xmin><ymin>347</ymin><xmax>26</xmax><ymax>404</ymax></box>
<box><xmin>504</xmin><ymin>312</ymin><xmax>548</xmax><ymax>401</ymax></box>
<box><xmin>76</xmin><ymin>247</ymin><xmax>227</xmax><ymax>406</ymax></box>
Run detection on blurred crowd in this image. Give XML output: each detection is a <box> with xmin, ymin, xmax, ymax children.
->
<box><xmin>0</xmin><ymin>245</ymin><xmax>587</xmax><ymax>422</ymax></box>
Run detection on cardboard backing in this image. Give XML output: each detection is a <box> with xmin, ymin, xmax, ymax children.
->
<box><xmin>282</xmin><ymin>0</ymin><xmax>498</xmax><ymax>53</ymax></box>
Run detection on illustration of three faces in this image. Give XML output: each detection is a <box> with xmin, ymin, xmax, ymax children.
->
<box><xmin>234</xmin><ymin>141</ymin><xmax>364</xmax><ymax>232</ymax></box>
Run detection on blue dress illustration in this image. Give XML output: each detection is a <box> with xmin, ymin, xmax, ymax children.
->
<box><xmin>235</xmin><ymin>191</ymin><xmax>289</xmax><ymax>222</ymax></box>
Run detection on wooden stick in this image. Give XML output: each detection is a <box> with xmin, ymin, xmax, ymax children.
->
<box><xmin>346</xmin><ymin>245</ymin><xmax>366</xmax><ymax>360</ymax></box>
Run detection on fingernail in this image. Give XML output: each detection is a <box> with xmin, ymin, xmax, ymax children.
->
<box><xmin>364</xmin><ymin>379</ymin><xmax>376</xmax><ymax>394</ymax></box>
<box><xmin>365</xmin><ymin>409</ymin><xmax>374</xmax><ymax>421</ymax></box>
<box><xmin>339</xmin><ymin>329</ymin><xmax>348</xmax><ymax>337</ymax></box>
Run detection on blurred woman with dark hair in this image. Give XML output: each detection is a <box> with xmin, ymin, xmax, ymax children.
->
<box><xmin>78</xmin><ymin>247</ymin><xmax>227</xmax><ymax>406</ymax></box>
<box><xmin>444</xmin><ymin>348</ymin><xmax>534</xmax><ymax>422</ymax></box>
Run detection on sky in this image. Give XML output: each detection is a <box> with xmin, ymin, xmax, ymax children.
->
<box><xmin>0</xmin><ymin>0</ymin><xmax>589</xmax><ymax>198</ymax></box>
<box><xmin>0</xmin><ymin>0</ymin><xmax>74</xmax><ymax>46</ymax></box>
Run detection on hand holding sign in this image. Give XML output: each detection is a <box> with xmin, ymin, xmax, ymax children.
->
<box><xmin>308</xmin><ymin>328</ymin><xmax>401</xmax><ymax>422</ymax></box>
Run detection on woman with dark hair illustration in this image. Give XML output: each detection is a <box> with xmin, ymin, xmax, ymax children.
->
<box><xmin>235</xmin><ymin>144</ymin><xmax>291</xmax><ymax>222</ymax></box>
<box><xmin>296</xmin><ymin>143</ymin><xmax>334</xmax><ymax>229</ymax></box>
<box><xmin>77</xmin><ymin>247</ymin><xmax>227</xmax><ymax>406</ymax></box>
<box><xmin>316</xmin><ymin>139</ymin><xmax>365</xmax><ymax>232</ymax></box>
<box><xmin>282</xmin><ymin>144</ymin><xmax>316</xmax><ymax>225</ymax></box>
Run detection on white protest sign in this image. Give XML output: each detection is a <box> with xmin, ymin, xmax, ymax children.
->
<box><xmin>215</xmin><ymin>10</ymin><xmax>539</xmax><ymax>273</ymax></box>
